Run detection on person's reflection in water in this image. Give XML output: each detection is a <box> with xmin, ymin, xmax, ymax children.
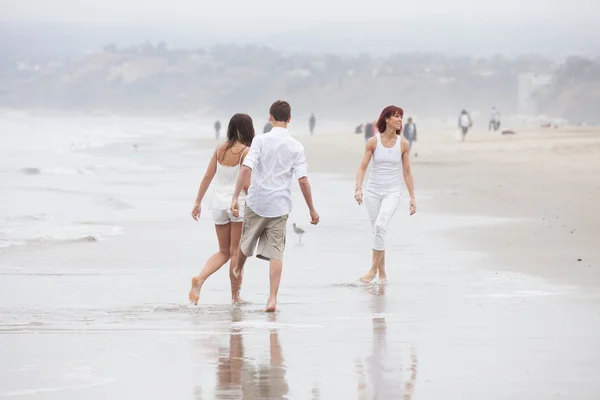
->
<box><xmin>215</xmin><ymin>308</ymin><xmax>251</xmax><ymax>399</ymax></box>
<box><xmin>214</xmin><ymin>309</ymin><xmax>288</xmax><ymax>399</ymax></box>
<box><xmin>356</xmin><ymin>284</ymin><xmax>418</xmax><ymax>399</ymax></box>
<box><xmin>255</xmin><ymin>313</ymin><xmax>289</xmax><ymax>399</ymax></box>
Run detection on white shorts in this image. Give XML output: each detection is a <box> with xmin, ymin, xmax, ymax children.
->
<box><xmin>212</xmin><ymin>208</ymin><xmax>244</xmax><ymax>225</ymax></box>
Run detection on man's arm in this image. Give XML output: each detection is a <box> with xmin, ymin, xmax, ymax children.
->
<box><xmin>231</xmin><ymin>139</ymin><xmax>260</xmax><ymax>216</ymax></box>
<box><xmin>240</xmin><ymin>147</ymin><xmax>251</xmax><ymax>193</ymax></box>
<box><xmin>293</xmin><ymin>146</ymin><xmax>319</xmax><ymax>224</ymax></box>
<box><xmin>233</xmin><ymin>166</ymin><xmax>252</xmax><ymax>200</ymax></box>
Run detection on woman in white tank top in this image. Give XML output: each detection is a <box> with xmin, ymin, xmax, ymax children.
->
<box><xmin>354</xmin><ymin>105</ymin><xmax>417</xmax><ymax>283</ymax></box>
<box><xmin>189</xmin><ymin>113</ymin><xmax>255</xmax><ymax>305</ymax></box>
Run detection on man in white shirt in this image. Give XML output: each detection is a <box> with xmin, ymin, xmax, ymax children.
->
<box><xmin>230</xmin><ymin>100</ymin><xmax>320</xmax><ymax>312</ymax></box>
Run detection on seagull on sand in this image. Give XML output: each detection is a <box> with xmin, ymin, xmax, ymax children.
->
<box><xmin>292</xmin><ymin>223</ymin><xmax>305</xmax><ymax>243</ymax></box>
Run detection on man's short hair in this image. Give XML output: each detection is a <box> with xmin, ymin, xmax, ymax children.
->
<box><xmin>269</xmin><ymin>100</ymin><xmax>291</xmax><ymax>122</ymax></box>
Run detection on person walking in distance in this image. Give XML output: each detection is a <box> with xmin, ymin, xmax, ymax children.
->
<box><xmin>309</xmin><ymin>113</ymin><xmax>316</xmax><ymax>135</ymax></box>
<box><xmin>230</xmin><ymin>100</ymin><xmax>320</xmax><ymax>312</ymax></box>
<box><xmin>458</xmin><ymin>110</ymin><xmax>472</xmax><ymax>141</ymax></box>
<box><xmin>489</xmin><ymin>107</ymin><xmax>501</xmax><ymax>131</ymax></box>
<box><xmin>403</xmin><ymin>117</ymin><xmax>417</xmax><ymax>155</ymax></box>
<box><xmin>214</xmin><ymin>120</ymin><xmax>222</xmax><ymax>139</ymax></box>
<box><xmin>354</xmin><ymin>105</ymin><xmax>416</xmax><ymax>283</ymax></box>
<box><xmin>189</xmin><ymin>114</ymin><xmax>255</xmax><ymax>305</ymax></box>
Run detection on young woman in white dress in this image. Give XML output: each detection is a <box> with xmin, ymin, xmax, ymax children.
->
<box><xmin>189</xmin><ymin>114</ymin><xmax>255</xmax><ymax>304</ymax></box>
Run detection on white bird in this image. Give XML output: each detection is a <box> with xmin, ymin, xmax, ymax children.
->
<box><xmin>292</xmin><ymin>223</ymin><xmax>305</xmax><ymax>243</ymax></box>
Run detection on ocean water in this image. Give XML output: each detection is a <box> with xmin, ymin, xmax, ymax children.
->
<box><xmin>1</xmin><ymin>111</ymin><xmax>599</xmax><ymax>399</ymax></box>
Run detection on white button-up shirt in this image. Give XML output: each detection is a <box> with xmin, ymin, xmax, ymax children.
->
<box><xmin>243</xmin><ymin>127</ymin><xmax>308</xmax><ymax>218</ymax></box>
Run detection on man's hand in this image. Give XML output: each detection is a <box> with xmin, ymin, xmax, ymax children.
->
<box><xmin>409</xmin><ymin>197</ymin><xmax>417</xmax><ymax>215</ymax></box>
<box><xmin>230</xmin><ymin>197</ymin><xmax>240</xmax><ymax>218</ymax></box>
<box><xmin>310</xmin><ymin>209</ymin><xmax>320</xmax><ymax>225</ymax></box>
<box><xmin>191</xmin><ymin>203</ymin><xmax>201</xmax><ymax>221</ymax></box>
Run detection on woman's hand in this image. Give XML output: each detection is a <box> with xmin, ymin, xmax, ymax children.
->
<box><xmin>354</xmin><ymin>188</ymin><xmax>363</xmax><ymax>205</ymax></box>
<box><xmin>409</xmin><ymin>197</ymin><xmax>417</xmax><ymax>215</ymax></box>
<box><xmin>191</xmin><ymin>203</ymin><xmax>201</xmax><ymax>220</ymax></box>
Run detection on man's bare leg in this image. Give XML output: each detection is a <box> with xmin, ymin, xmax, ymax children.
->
<box><xmin>231</xmin><ymin>250</ymin><xmax>248</xmax><ymax>303</ymax></box>
<box><xmin>265</xmin><ymin>259</ymin><xmax>283</xmax><ymax>312</ymax></box>
<box><xmin>228</xmin><ymin>222</ymin><xmax>245</xmax><ymax>304</ymax></box>
<box><xmin>189</xmin><ymin>224</ymin><xmax>231</xmax><ymax>305</ymax></box>
<box><xmin>360</xmin><ymin>249</ymin><xmax>383</xmax><ymax>283</ymax></box>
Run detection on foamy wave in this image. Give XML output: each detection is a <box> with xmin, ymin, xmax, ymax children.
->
<box><xmin>0</xmin><ymin>239</ymin><xmax>27</xmax><ymax>249</ymax></box>
<box><xmin>20</xmin><ymin>166</ymin><xmax>93</xmax><ymax>176</ymax></box>
<box><xmin>0</xmin><ymin>378</ymin><xmax>116</xmax><ymax>397</ymax></box>
<box><xmin>20</xmin><ymin>163</ymin><xmax>165</xmax><ymax>177</ymax></box>
<box><xmin>0</xmin><ymin>222</ymin><xmax>124</xmax><ymax>251</ymax></box>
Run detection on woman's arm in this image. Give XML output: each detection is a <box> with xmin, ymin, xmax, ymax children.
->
<box><xmin>401</xmin><ymin>139</ymin><xmax>417</xmax><ymax>215</ymax></box>
<box><xmin>193</xmin><ymin>147</ymin><xmax>218</xmax><ymax>206</ymax></box>
<box><xmin>354</xmin><ymin>137</ymin><xmax>376</xmax><ymax>204</ymax></box>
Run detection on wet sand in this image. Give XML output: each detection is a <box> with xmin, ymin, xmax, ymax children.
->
<box><xmin>1</xmin><ymin>118</ymin><xmax>600</xmax><ymax>399</ymax></box>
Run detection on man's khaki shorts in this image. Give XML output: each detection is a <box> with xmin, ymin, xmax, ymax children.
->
<box><xmin>240</xmin><ymin>205</ymin><xmax>288</xmax><ymax>261</ymax></box>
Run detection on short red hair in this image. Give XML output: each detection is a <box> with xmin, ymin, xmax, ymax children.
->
<box><xmin>376</xmin><ymin>105</ymin><xmax>404</xmax><ymax>135</ymax></box>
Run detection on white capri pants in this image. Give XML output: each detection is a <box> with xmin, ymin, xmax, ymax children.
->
<box><xmin>364</xmin><ymin>191</ymin><xmax>401</xmax><ymax>251</ymax></box>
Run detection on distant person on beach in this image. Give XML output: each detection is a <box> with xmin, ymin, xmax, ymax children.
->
<box><xmin>489</xmin><ymin>107</ymin><xmax>501</xmax><ymax>131</ymax></box>
<box><xmin>354</xmin><ymin>105</ymin><xmax>416</xmax><ymax>283</ymax></box>
<box><xmin>263</xmin><ymin>121</ymin><xmax>272</xmax><ymax>133</ymax></box>
<box><xmin>309</xmin><ymin>113</ymin><xmax>316</xmax><ymax>135</ymax></box>
<box><xmin>189</xmin><ymin>114</ymin><xmax>255</xmax><ymax>305</ymax></box>
<box><xmin>230</xmin><ymin>100</ymin><xmax>320</xmax><ymax>312</ymax></box>
<box><xmin>458</xmin><ymin>110</ymin><xmax>472</xmax><ymax>141</ymax></box>
<box><xmin>364</xmin><ymin>120</ymin><xmax>377</xmax><ymax>142</ymax></box>
<box><xmin>214</xmin><ymin>120</ymin><xmax>222</xmax><ymax>139</ymax></box>
<box><xmin>364</xmin><ymin>122</ymin><xmax>373</xmax><ymax>141</ymax></box>
<box><xmin>403</xmin><ymin>117</ymin><xmax>417</xmax><ymax>154</ymax></box>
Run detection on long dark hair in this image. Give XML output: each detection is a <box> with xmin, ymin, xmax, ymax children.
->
<box><xmin>376</xmin><ymin>105</ymin><xmax>404</xmax><ymax>135</ymax></box>
<box><xmin>220</xmin><ymin>113</ymin><xmax>255</xmax><ymax>161</ymax></box>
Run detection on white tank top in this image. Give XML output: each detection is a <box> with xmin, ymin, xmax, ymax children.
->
<box><xmin>210</xmin><ymin>145</ymin><xmax>247</xmax><ymax>210</ymax></box>
<box><xmin>366</xmin><ymin>134</ymin><xmax>403</xmax><ymax>194</ymax></box>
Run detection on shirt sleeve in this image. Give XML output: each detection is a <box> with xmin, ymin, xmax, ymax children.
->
<box><xmin>242</xmin><ymin>137</ymin><xmax>261</xmax><ymax>170</ymax></box>
<box><xmin>292</xmin><ymin>144</ymin><xmax>308</xmax><ymax>179</ymax></box>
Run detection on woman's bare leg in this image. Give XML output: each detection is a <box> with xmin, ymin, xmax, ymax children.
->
<box><xmin>377</xmin><ymin>250</ymin><xmax>387</xmax><ymax>283</ymax></box>
<box><xmin>189</xmin><ymin>223</ymin><xmax>232</xmax><ymax>305</ymax></box>
<box><xmin>361</xmin><ymin>249</ymin><xmax>384</xmax><ymax>283</ymax></box>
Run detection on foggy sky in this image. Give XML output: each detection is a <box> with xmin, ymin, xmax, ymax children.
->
<box><xmin>1</xmin><ymin>0</ymin><xmax>599</xmax><ymax>56</ymax></box>
<box><xmin>3</xmin><ymin>0</ymin><xmax>598</xmax><ymax>25</ymax></box>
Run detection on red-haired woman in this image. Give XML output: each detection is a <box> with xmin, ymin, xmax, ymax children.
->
<box><xmin>354</xmin><ymin>105</ymin><xmax>416</xmax><ymax>283</ymax></box>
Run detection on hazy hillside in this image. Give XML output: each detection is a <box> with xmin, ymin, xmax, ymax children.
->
<box><xmin>1</xmin><ymin>42</ymin><xmax>597</xmax><ymax>122</ymax></box>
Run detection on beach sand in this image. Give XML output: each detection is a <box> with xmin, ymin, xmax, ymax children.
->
<box><xmin>1</xmin><ymin>116</ymin><xmax>599</xmax><ymax>399</ymax></box>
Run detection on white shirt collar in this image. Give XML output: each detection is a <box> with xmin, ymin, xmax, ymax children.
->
<box><xmin>269</xmin><ymin>126</ymin><xmax>289</xmax><ymax>134</ymax></box>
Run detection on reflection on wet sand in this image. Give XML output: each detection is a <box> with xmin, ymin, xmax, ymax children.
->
<box><xmin>356</xmin><ymin>284</ymin><xmax>418</xmax><ymax>399</ymax></box>
<box><xmin>213</xmin><ymin>309</ymin><xmax>289</xmax><ymax>399</ymax></box>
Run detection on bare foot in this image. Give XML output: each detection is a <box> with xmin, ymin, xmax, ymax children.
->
<box><xmin>232</xmin><ymin>297</ymin><xmax>247</xmax><ymax>305</ymax></box>
<box><xmin>360</xmin><ymin>270</ymin><xmax>377</xmax><ymax>283</ymax></box>
<box><xmin>264</xmin><ymin>296</ymin><xmax>277</xmax><ymax>313</ymax></box>
<box><xmin>378</xmin><ymin>275</ymin><xmax>387</xmax><ymax>284</ymax></box>
<box><xmin>188</xmin><ymin>276</ymin><xmax>203</xmax><ymax>305</ymax></box>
